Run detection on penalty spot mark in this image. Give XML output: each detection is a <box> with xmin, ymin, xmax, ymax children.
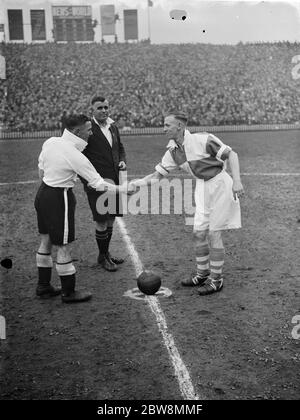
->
<box><xmin>124</xmin><ymin>286</ymin><xmax>172</xmax><ymax>301</ymax></box>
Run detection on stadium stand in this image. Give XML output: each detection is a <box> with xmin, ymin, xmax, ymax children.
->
<box><xmin>1</xmin><ymin>41</ymin><xmax>300</xmax><ymax>130</ymax></box>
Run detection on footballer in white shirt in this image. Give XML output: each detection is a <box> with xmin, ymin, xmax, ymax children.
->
<box><xmin>35</xmin><ymin>114</ymin><xmax>132</xmax><ymax>303</ymax></box>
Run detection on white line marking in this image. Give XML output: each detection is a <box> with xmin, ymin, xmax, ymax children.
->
<box><xmin>241</xmin><ymin>172</ymin><xmax>300</xmax><ymax>176</ymax></box>
<box><xmin>0</xmin><ymin>138</ymin><xmax>45</xmax><ymax>142</ymax></box>
<box><xmin>0</xmin><ymin>180</ymin><xmax>38</xmax><ymax>186</ymax></box>
<box><xmin>127</xmin><ymin>173</ymin><xmax>300</xmax><ymax>177</ymax></box>
<box><xmin>116</xmin><ymin>217</ymin><xmax>199</xmax><ymax>400</ymax></box>
<box><xmin>1</xmin><ymin>172</ymin><xmax>300</xmax><ymax>187</ymax></box>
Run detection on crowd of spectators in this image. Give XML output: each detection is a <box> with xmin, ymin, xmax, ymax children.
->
<box><xmin>1</xmin><ymin>41</ymin><xmax>300</xmax><ymax>130</ymax></box>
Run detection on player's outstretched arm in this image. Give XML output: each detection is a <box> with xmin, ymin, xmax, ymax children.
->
<box><xmin>68</xmin><ymin>150</ymin><xmax>131</xmax><ymax>194</ymax></box>
<box><xmin>227</xmin><ymin>151</ymin><xmax>244</xmax><ymax>200</ymax></box>
<box><xmin>97</xmin><ymin>181</ymin><xmax>132</xmax><ymax>194</ymax></box>
<box><xmin>130</xmin><ymin>171</ymin><xmax>164</xmax><ymax>188</ymax></box>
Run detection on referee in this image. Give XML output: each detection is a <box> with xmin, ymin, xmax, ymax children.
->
<box><xmin>34</xmin><ymin>114</ymin><xmax>130</xmax><ymax>303</ymax></box>
<box><xmin>81</xmin><ymin>96</ymin><xmax>127</xmax><ymax>272</ymax></box>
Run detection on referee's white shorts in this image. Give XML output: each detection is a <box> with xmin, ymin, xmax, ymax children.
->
<box><xmin>193</xmin><ymin>171</ymin><xmax>241</xmax><ymax>232</ymax></box>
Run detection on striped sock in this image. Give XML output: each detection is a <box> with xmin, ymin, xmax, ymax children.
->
<box><xmin>95</xmin><ymin>229</ymin><xmax>109</xmax><ymax>255</ymax></box>
<box><xmin>196</xmin><ymin>244</ymin><xmax>210</xmax><ymax>277</ymax></box>
<box><xmin>210</xmin><ymin>248</ymin><xmax>225</xmax><ymax>280</ymax></box>
<box><xmin>107</xmin><ymin>226</ymin><xmax>113</xmax><ymax>251</ymax></box>
<box><xmin>56</xmin><ymin>261</ymin><xmax>76</xmax><ymax>276</ymax></box>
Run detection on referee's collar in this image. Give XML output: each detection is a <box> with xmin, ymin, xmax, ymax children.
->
<box><xmin>93</xmin><ymin>116</ymin><xmax>114</xmax><ymax>128</ymax></box>
<box><xmin>61</xmin><ymin>129</ymin><xmax>87</xmax><ymax>152</ymax></box>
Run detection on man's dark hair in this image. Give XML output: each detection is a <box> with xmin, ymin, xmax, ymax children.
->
<box><xmin>167</xmin><ymin>112</ymin><xmax>188</xmax><ymax>125</ymax></box>
<box><xmin>91</xmin><ymin>95</ymin><xmax>106</xmax><ymax>105</ymax></box>
<box><xmin>64</xmin><ymin>114</ymin><xmax>90</xmax><ymax>131</ymax></box>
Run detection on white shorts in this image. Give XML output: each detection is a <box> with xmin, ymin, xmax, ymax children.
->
<box><xmin>193</xmin><ymin>171</ymin><xmax>241</xmax><ymax>232</ymax></box>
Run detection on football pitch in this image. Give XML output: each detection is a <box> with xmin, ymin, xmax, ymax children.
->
<box><xmin>0</xmin><ymin>130</ymin><xmax>299</xmax><ymax>400</ymax></box>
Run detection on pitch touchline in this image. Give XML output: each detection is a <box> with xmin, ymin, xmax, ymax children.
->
<box><xmin>129</xmin><ymin>173</ymin><xmax>300</xmax><ymax>177</ymax></box>
<box><xmin>241</xmin><ymin>172</ymin><xmax>300</xmax><ymax>176</ymax></box>
<box><xmin>1</xmin><ymin>172</ymin><xmax>300</xmax><ymax>186</ymax></box>
<box><xmin>116</xmin><ymin>217</ymin><xmax>200</xmax><ymax>401</ymax></box>
<box><xmin>0</xmin><ymin>180</ymin><xmax>38</xmax><ymax>186</ymax></box>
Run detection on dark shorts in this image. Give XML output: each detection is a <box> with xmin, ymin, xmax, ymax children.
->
<box><xmin>85</xmin><ymin>189</ymin><xmax>123</xmax><ymax>222</ymax></box>
<box><xmin>34</xmin><ymin>182</ymin><xmax>76</xmax><ymax>245</ymax></box>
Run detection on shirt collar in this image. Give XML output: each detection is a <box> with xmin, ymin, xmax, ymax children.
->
<box><xmin>61</xmin><ymin>129</ymin><xmax>87</xmax><ymax>152</ymax></box>
<box><xmin>93</xmin><ymin>116</ymin><xmax>114</xmax><ymax>128</ymax></box>
<box><xmin>166</xmin><ymin>139</ymin><xmax>178</xmax><ymax>149</ymax></box>
<box><xmin>181</xmin><ymin>129</ymin><xmax>191</xmax><ymax>146</ymax></box>
<box><xmin>166</xmin><ymin>130</ymin><xmax>190</xmax><ymax>149</ymax></box>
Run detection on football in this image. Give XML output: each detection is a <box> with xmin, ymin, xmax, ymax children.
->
<box><xmin>137</xmin><ymin>271</ymin><xmax>161</xmax><ymax>295</ymax></box>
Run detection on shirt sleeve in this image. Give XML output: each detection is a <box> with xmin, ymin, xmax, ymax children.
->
<box><xmin>65</xmin><ymin>150</ymin><xmax>106</xmax><ymax>191</ymax></box>
<box><xmin>155</xmin><ymin>150</ymin><xmax>178</xmax><ymax>176</ymax></box>
<box><xmin>206</xmin><ymin>134</ymin><xmax>232</xmax><ymax>161</ymax></box>
<box><xmin>38</xmin><ymin>150</ymin><xmax>44</xmax><ymax>170</ymax></box>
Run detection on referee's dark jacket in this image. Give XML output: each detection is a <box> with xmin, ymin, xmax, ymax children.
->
<box><xmin>81</xmin><ymin>118</ymin><xmax>126</xmax><ymax>190</ymax></box>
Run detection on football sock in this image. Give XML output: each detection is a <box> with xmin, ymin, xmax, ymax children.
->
<box><xmin>107</xmin><ymin>226</ymin><xmax>113</xmax><ymax>251</ymax></box>
<box><xmin>210</xmin><ymin>248</ymin><xmax>225</xmax><ymax>280</ymax></box>
<box><xmin>36</xmin><ymin>252</ymin><xmax>53</xmax><ymax>286</ymax></box>
<box><xmin>56</xmin><ymin>261</ymin><xmax>76</xmax><ymax>276</ymax></box>
<box><xmin>196</xmin><ymin>244</ymin><xmax>210</xmax><ymax>277</ymax></box>
<box><xmin>56</xmin><ymin>262</ymin><xmax>76</xmax><ymax>295</ymax></box>
<box><xmin>96</xmin><ymin>229</ymin><xmax>109</xmax><ymax>255</ymax></box>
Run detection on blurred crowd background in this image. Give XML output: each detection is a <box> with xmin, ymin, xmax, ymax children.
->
<box><xmin>1</xmin><ymin>41</ymin><xmax>299</xmax><ymax>131</ymax></box>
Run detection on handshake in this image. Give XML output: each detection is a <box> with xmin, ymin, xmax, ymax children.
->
<box><xmin>118</xmin><ymin>181</ymin><xmax>140</xmax><ymax>195</ymax></box>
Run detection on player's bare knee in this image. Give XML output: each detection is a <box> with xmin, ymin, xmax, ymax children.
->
<box><xmin>193</xmin><ymin>230</ymin><xmax>208</xmax><ymax>245</ymax></box>
<box><xmin>107</xmin><ymin>216</ymin><xmax>115</xmax><ymax>228</ymax></box>
<box><xmin>38</xmin><ymin>234</ymin><xmax>52</xmax><ymax>253</ymax></box>
<box><xmin>57</xmin><ymin>244</ymin><xmax>72</xmax><ymax>263</ymax></box>
<box><xmin>209</xmin><ymin>231</ymin><xmax>223</xmax><ymax>248</ymax></box>
<box><xmin>96</xmin><ymin>221</ymin><xmax>107</xmax><ymax>231</ymax></box>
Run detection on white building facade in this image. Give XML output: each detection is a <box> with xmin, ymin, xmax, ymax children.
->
<box><xmin>0</xmin><ymin>0</ymin><xmax>127</xmax><ymax>43</ymax></box>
